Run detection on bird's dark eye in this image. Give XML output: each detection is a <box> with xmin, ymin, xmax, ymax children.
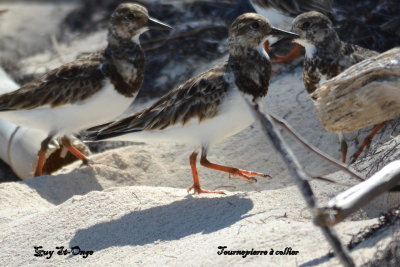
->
<box><xmin>251</xmin><ymin>21</ymin><xmax>260</xmax><ymax>29</ymax></box>
<box><xmin>302</xmin><ymin>21</ymin><xmax>310</xmax><ymax>29</ymax></box>
<box><xmin>126</xmin><ymin>13</ymin><xmax>135</xmax><ymax>20</ymax></box>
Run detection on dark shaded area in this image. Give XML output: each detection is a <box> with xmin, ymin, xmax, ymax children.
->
<box><xmin>0</xmin><ymin>158</ymin><xmax>19</xmax><ymax>182</ymax></box>
<box><xmin>59</xmin><ymin>0</ymin><xmax>400</xmax><ymax>102</ymax></box>
<box><xmin>364</xmin><ymin>235</ymin><xmax>400</xmax><ymax>267</ymax></box>
<box><xmin>352</xmin><ymin>120</ymin><xmax>400</xmax><ymax>177</ymax></box>
<box><xmin>334</xmin><ymin>0</ymin><xmax>400</xmax><ymax>52</ymax></box>
<box><xmin>69</xmin><ymin>194</ymin><xmax>253</xmax><ymax>250</ymax></box>
<box><xmin>348</xmin><ymin>205</ymin><xmax>400</xmax><ymax>251</ymax></box>
<box><xmin>358</xmin><ymin>205</ymin><xmax>400</xmax><ymax>266</ymax></box>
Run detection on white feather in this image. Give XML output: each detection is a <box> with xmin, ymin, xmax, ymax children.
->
<box><xmin>0</xmin><ymin>80</ymin><xmax>134</xmax><ymax>135</ymax></box>
<box><xmin>131</xmin><ymin>27</ymin><xmax>148</xmax><ymax>44</ymax></box>
<box><xmin>294</xmin><ymin>39</ymin><xmax>316</xmax><ymax>58</ymax></box>
<box><xmin>107</xmin><ymin>87</ymin><xmax>256</xmax><ymax>148</ymax></box>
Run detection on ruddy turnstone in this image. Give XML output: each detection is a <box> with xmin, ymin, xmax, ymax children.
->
<box><xmin>290</xmin><ymin>11</ymin><xmax>379</xmax><ymax>162</ymax></box>
<box><xmin>85</xmin><ymin>13</ymin><xmax>298</xmax><ymax>194</ymax></box>
<box><xmin>0</xmin><ymin>3</ymin><xmax>171</xmax><ymax>176</ymax></box>
<box><xmin>250</xmin><ymin>0</ymin><xmax>333</xmax><ymax>63</ymax></box>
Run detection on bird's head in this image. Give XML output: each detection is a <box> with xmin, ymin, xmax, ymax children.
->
<box><xmin>291</xmin><ymin>11</ymin><xmax>336</xmax><ymax>50</ymax></box>
<box><xmin>229</xmin><ymin>13</ymin><xmax>298</xmax><ymax>53</ymax></box>
<box><xmin>109</xmin><ymin>3</ymin><xmax>171</xmax><ymax>42</ymax></box>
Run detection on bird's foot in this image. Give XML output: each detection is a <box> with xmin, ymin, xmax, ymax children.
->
<box><xmin>187</xmin><ymin>185</ymin><xmax>225</xmax><ymax>195</ymax></box>
<box><xmin>228</xmin><ymin>169</ymin><xmax>270</xmax><ymax>182</ymax></box>
<box><xmin>80</xmin><ymin>158</ymin><xmax>94</xmax><ymax>167</ymax></box>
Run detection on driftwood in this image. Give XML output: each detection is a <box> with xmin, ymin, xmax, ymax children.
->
<box><xmin>312</xmin><ymin>47</ymin><xmax>400</xmax><ymax>132</ymax></box>
<box><xmin>317</xmin><ymin>160</ymin><xmax>400</xmax><ymax>226</ymax></box>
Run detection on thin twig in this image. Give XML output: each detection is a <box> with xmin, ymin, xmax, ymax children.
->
<box><xmin>249</xmin><ymin>102</ymin><xmax>355</xmax><ymax>267</ymax></box>
<box><xmin>269</xmin><ymin>114</ymin><xmax>365</xmax><ymax>182</ymax></box>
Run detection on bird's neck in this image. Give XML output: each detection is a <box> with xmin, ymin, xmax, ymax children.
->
<box><xmin>106</xmin><ymin>33</ymin><xmax>143</xmax><ymax>53</ymax></box>
<box><xmin>227</xmin><ymin>46</ymin><xmax>271</xmax><ymax>102</ymax></box>
<box><xmin>314</xmin><ymin>31</ymin><xmax>342</xmax><ymax>60</ymax></box>
<box><xmin>104</xmin><ymin>33</ymin><xmax>145</xmax><ymax>97</ymax></box>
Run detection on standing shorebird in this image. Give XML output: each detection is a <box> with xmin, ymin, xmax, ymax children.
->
<box><xmin>85</xmin><ymin>13</ymin><xmax>298</xmax><ymax>194</ymax></box>
<box><xmin>250</xmin><ymin>0</ymin><xmax>333</xmax><ymax>63</ymax></box>
<box><xmin>290</xmin><ymin>11</ymin><xmax>380</xmax><ymax>163</ymax></box>
<box><xmin>0</xmin><ymin>3</ymin><xmax>171</xmax><ymax>176</ymax></box>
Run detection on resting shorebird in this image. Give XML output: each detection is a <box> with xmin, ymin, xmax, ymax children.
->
<box><xmin>0</xmin><ymin>3</ymin><xmax>171</xmax><ymax>176</ymax></box>
<box><xmin>290</xmin><ymin>11</ymin><xmax>379</xmax><ymax>163</ymax></box>
<box><xmin>250</xmin><ymin>0</ymin><xmax>333</xmax><ymax>63</ymax></box>
<box><xmin>85</xmin><ymin>13</ymin><xmax>298</xmax><ymax>194</ymax></box>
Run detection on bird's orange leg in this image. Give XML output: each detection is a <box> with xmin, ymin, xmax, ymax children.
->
<box><xmin>188</xmin><ymin>152</ymin><xmax>225</xmax><ymax>194</ymax></box>
<box><xmin>34</xmin><ymin>136</ymin><xmax>53</xmax><ymax>176</ymax></box>
<box><xmin>338</xmin><ymin>133</ymin><xmax>348</xmax><ymax>163</ymax></box>
<box><xmin>272</xmin><ymin>44</ymin><xmax>303</xmax><ymax>64</ymax></box>
<box><xmin>340</xmin><ymin>139</ymin><xmax>348</xmax><ymax>163</ymax></box>
<box><xmin>350</xmin><ymin>122</ymin><xmax>385</xmax><ymax>164</ymax></box>
<box><xmin>187</xmin><ymin>152</ymin><xmax>225</xmax><ymax>194</ymax></box>
<box><xmin>199</xmin><ymin>154</ymin><xmax>270</xmax><ymax>182</ymax></box>
<box><xmin>61</xmin><ymin>137</ymin><xmax>91</xmax><ymax>165</ymax></box>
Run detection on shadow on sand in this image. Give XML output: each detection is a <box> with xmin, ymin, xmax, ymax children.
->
<box><xmin>70</xmin><ymin>194</ymin><xmax>253</xmax><ymax>250</ymax></box>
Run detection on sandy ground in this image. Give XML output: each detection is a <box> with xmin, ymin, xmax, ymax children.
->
<box><xmin>0</xmin><ymin>1</ymin><xmax>400</xmax><ymax>266</ymax></box>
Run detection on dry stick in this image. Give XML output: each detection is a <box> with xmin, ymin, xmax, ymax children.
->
<box><xmin>249</xmin><ymin>103</ymin><xmax>355</xmax><ymax>267</ymax></box>
<box><xmin>269</xmin><ymin>114</ymin><xmax>365</xmax><ymax>182</ymax></box>
<box><xmin>318</xmin><ymin>160</ymin><xmax>400</xmax><ymax>226</ymax></box>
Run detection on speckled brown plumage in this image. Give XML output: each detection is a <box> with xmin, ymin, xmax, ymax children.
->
<box><xmin>0</xmin><ymin>3</ymin><xmax>171</xmax><ymax>177</ymax></box>
<box><xmin>85</xmin><ymin>13</ymin><xmax>298</xmax><ymax>194</ymax></box>
<box><xmin>0</xmin><ymin>3</ymin><xmax>150</xmax><ymax>111</ymax></box>
<box><xmin>291</xmin><ymin>11</ymin><xmax>379</xmax><ymax>94</ymax></box>
<box><xmin>85</xmin><ymin>13</ymin><xmax>276</xmax><ymax>140</ymax></box>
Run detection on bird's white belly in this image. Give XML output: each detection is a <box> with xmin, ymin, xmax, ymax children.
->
<box><xmin>0</xmin><ymin>80</ymin><xmax>134</xmax><ymax>135</ymax></box>
<box><xmin>113</xmin><ymin>90</ymin><xmax>256</xmax><ymax>147</ymax></box>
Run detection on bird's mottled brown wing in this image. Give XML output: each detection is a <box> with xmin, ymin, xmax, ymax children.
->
<box><xmin>86</xmin><ymin>66</ymin><xmax>230</xmax><ymax>140</ymax></box>
<box><xmin>341</xmin><ymin>43</ymin><xmax>379</xmax><ymax>67</ymax></box>
<box><xmin>0</xmin><ymin>52</ymin><xmax>107</xmax><ymax>111</ymax></box>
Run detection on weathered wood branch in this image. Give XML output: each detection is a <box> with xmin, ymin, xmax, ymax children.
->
<box><xmin>317</xmin><ymin>160</ymin><xmax>400</xmax><ymax>226</ymax></box>
<box><xmin>312</xmin><ymin>48</ymin><xmax>400</xmax><ymax>132</ymax></box>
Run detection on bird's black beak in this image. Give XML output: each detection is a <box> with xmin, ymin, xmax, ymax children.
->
<box><xmin>269</xmin><ymin>36</ymin><xmax>294</xmax><ymax>48</ymax></box>
<box><xmin>267</xmin><ymin>27</ymin><xmax>299</xmax><ymax>49</ymax></box>
<box><xmin>148</xmin><ymin>17</ymin><xmax>172</xmax><ymax>30</ymax></box>
<box><xmin>264</xmin><ymin>27</ymin><xmax>298</xmax><ymax>51</ymax></box>
<box><xmin>270</xmin><ymin>27</ymin><xmax>299</xmax><ymax>39</ymax></box>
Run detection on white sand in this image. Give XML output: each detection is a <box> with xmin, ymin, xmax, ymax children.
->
<box><xmin>1</xmin><ymin>67</ymin><xmax>398</xmax><ymax>266</ymax></box>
